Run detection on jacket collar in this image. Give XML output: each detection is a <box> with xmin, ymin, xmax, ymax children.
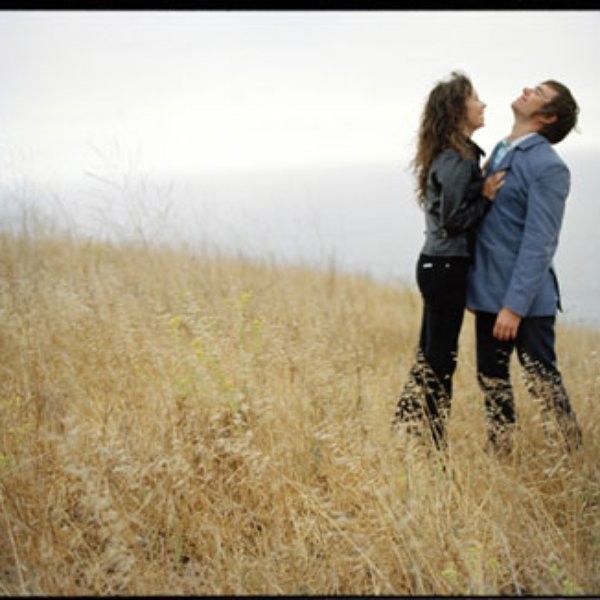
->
<box><xmin>512</xmin><ymin>132</ymin><xmax>548</xmax><ymax>150</ymax></box>
<box><xmin>468</xmin><ymin>138</ymin><xmax>486</xmax><ymax>158</ymax></box>
<box><xmin>492</xmin><ymin>132</ymin><xmax>548</xmax><ymax>171</ymax></box>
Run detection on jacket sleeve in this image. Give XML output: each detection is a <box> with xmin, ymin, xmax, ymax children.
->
<box><xmin>502</xmin><ymin>161</ymin><xmax>569</xmax><ymax>316</ymax></box>
<box><xmin>434</xmin><ymin>152</ymin><xmax>490</xmax><ymax>236</ymax></box>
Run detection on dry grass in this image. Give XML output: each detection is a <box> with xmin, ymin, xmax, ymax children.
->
<box><xmin>1</xmin><ymin>228</ymin><xmax>599</xmax><ymax>595</ymax></box>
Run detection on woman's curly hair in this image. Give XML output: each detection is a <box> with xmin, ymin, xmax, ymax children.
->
<box><xmin>412</xmin><ymin>71</ymin><xmax>476</xmax><ymax>205</ymax></box>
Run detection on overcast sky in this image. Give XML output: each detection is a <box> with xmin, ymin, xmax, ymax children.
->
<box><xmin>0</xmin><ymin>10</ymin><xmax>599</xmax><ymax>186</ymax></box>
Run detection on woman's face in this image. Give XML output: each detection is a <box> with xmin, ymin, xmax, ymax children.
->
<box><xmin>463</xmin><ymin>88</ymin><xmax>487</xmax><ymax>134</ymax></box>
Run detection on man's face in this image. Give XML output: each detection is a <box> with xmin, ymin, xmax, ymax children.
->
<box><xmin>511</xmin><ymin>83</ymin><xmax>558</xmax><ymax>120</ymax></box>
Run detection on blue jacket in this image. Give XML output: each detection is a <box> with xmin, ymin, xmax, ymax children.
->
<box><xmin>466</xmin><ymin>133</ymin><xmax>569</xmax><ymax>317</ymax></box>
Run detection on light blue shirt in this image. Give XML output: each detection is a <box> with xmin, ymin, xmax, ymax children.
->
<box><xmin>491</xmin><ymin>133</ymin><xmax>536</xmax><ymax>170</ymax></box>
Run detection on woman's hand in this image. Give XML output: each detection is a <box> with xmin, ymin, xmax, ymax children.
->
<box><xmin>482</xmin><ymin>170</ymin><xmax>506</xmax><ymax>201</ymax></box>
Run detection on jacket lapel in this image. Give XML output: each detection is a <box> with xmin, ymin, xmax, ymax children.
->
<box><xmin>495</xmin><ymin>147</ymin><xmax>515</xmax><ymax>171</ymax></box>
<box><xmin>493</xmin><ymin>133</ymin><xmax>546</xmax><ymax>172</ymax></box>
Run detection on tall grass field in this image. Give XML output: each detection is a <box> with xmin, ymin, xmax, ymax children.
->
<box><xmin>1</xmin><ymin>227</ymin><xmax>599</xmax><ymax>595</ymax></box>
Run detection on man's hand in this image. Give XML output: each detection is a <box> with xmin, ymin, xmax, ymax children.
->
<box><xmin>493</xmin><ymin>307</ymin><xmax>522</xmax><ymax>341</ymax></box>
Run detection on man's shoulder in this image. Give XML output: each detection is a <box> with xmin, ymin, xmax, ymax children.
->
<box><xmin>518</xmin><ymin>133</ymin><xmax>565</xmax><ymax>160</ymax></box>
<box><xmin>517</xmin><ymin>134</ymin><xmax>568</xmax><ymax>172</ymax></box>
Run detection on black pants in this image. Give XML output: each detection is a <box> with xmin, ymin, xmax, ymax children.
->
<box><xmin>475</xmin><ymin>311</ymin><xmax>582</xmax><ymax>451</ymax></box>
<box><xmin>394</xmin><ymin>254</ymin><xmax>469</xmax><ymax>448</ymax></box>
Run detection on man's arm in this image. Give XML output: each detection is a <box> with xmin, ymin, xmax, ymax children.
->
<box><xmin>494</xmin><ymin>160</ymin><xmax>569</xmax><ymax>339</ymax></box>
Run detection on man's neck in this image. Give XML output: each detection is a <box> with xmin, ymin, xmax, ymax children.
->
<box><xmin>507</xmin><ymin>119</ymin><xmax>540</xmax><ymax>143</ymax></box>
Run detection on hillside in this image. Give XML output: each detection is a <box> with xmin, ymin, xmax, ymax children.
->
<box><xmin>1</xmin><ymin>231</ymin><xmax>599</xmax><ymax>595</ymax></box>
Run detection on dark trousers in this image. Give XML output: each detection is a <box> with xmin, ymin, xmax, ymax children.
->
<box><xmin>394</xmin><ymin>254</ymin><xmax>469</xmax><ymax>448</ymax></box>
<box><xmin>475</xmin><ymin>311</ymin><xmax>582</xmax><ymax>451</ymax></box>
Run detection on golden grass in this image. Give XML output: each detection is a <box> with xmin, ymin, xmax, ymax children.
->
<box><xmin>1</xmin><ymin>229</ymin><xmax>599</xmax><ymax>595</ymax></box>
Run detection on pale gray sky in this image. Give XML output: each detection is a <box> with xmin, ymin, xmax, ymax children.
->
<box><xmin>0</xmin><ymin>10</ymin><xmax>599</xmax><ymax>185</ymax></box>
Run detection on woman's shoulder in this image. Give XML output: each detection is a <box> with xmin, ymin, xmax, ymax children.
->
<box><xmin>431</xmin><ymin>147</ymin><xmax>459</xmax><ymax>168</ymax></box>
<box><xmin>431</xmin><ymin>147</ymin><xmax>474</xmax><ymax>173</ymax></box>
<box><xmin>434</xmin><ymin>142</ymin><xmax>482</xmax><ymax>163</ymax></box>
<box><xmin>435</xmin><ymin>147</ymin><xmax>461</xmax><ymax>160</ymax></box>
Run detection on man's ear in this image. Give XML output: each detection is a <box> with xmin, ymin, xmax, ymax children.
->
<box><xmin>538</xmin><ymin>112</ymin><xmax>558</xmax><ymax>125</ymax></box>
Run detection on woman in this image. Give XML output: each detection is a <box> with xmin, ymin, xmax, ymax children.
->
<box><xmin>393</xmin><ymin>71</ymin><xmax>505</xmax><ymax>450</ymax></box>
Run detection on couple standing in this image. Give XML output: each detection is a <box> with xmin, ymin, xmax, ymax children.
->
<box><xmin>393</xmin><ymin>71</ymin><xmax>582</xmax><ymax>456</ymax></box>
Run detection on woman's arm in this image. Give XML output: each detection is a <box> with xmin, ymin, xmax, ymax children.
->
<box><xmin>434</xmin><ymin>151</ymin><xmax>500</xmax><ymax>236</ymax></box>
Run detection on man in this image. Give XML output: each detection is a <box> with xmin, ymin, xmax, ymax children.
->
<box><xmin>466</xmin><ymin>80</ymin><xmax>582</xmax><ymax>454</ymax></box>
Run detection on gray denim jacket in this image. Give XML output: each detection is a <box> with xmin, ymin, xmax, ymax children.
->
<box><xmin>421</xmin><ymin>141</ymin><xmax>490</xmax><ymax>258</ymax></box>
